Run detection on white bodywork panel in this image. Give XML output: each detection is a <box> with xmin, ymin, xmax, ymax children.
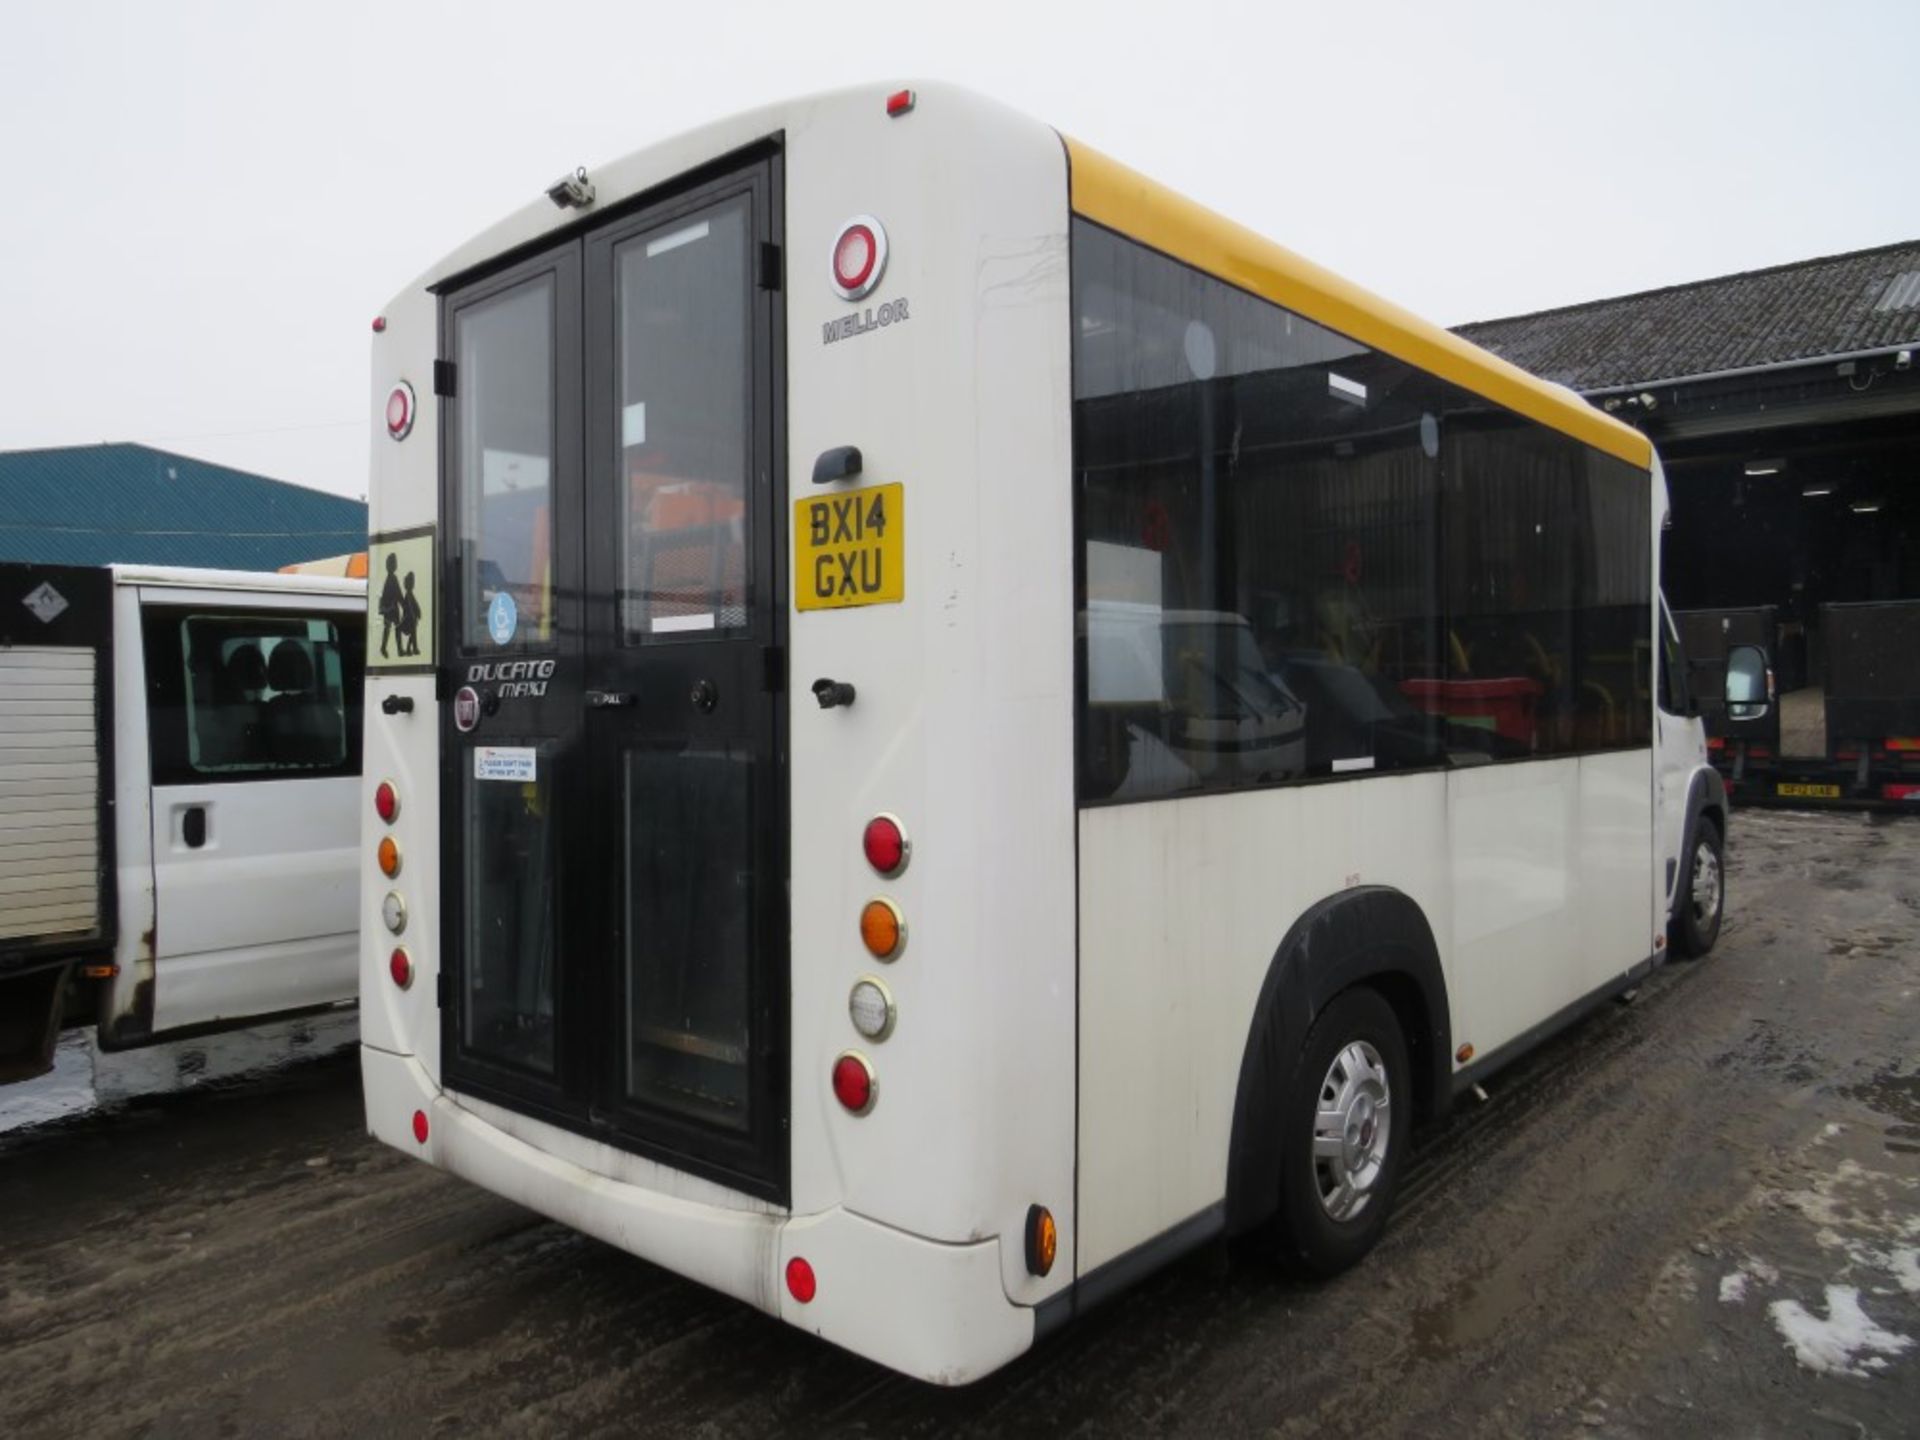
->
<box><xmin>1651</xmin><ymin>460</ymin><xmax>1713</xmax><ymax>918</ymax></box>
<box><xmin>1074</xmin><ymin>748</ymin><xmax>1655</xmax><ymax>1273</ymax></box>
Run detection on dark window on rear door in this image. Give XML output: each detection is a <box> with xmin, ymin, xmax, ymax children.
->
<box><xmin>615</xmin><ymin>196</ymin><xmax>754</xmax><ymax>640</ymax></box>
<box><xmin>462</xmin><ymin>737</ymin><xmax>559</xmax><ymax>1076</ymax></box>
<box><xmin>456</xmin><ymin>276</ymin><xmax>558</xmax><ymax>649</ymax></box>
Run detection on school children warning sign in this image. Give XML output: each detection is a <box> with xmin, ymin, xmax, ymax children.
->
<box><xmin>793</xmin><ymin>482</ymin><xmax>904</xmax><ymax>611</ymax></box>
<box><xmin>367</xmin><ymin>528</ymin><xmax>435</xmax><ymax>671</ymax></box>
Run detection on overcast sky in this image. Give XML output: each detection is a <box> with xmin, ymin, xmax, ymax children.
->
<box><xmin>2</xmin><ymin>0</ymin><xmax>1915</xmax><ymax>501</ymax></box>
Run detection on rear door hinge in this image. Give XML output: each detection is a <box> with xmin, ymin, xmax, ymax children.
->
<box><xmin>758</xmin><ymin>242</ymin><xmax>783</xmax><ymax>292</ymax></box>
<box><xmin>433</xmin><ymin>359</ymin><xmax>457</xmax><ymax>398</ymax></box>
<box><xmin>762</xmin><ymin>645</ymin><xmax>785</xmax><ymax>693</ymax></box>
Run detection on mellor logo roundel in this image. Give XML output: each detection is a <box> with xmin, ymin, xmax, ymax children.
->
<box><xmin>829</xmin><ymin>215</ymin><xmax>888</xmax><ymax>301</ymax></box>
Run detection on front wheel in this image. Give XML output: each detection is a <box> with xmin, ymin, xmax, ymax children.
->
<box><xmin>1671</xmin><ymin>816</ymin><xmax>1724</xmax><ymax>958</ymax></box>
<box><xmin>1273</xmin><ymin>985</ymin><xmax>1410</xmax><ymax>1278</ymax></box>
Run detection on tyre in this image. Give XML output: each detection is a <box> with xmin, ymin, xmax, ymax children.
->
<box><xmin>1671</xmin><ymin>815</ymin><xmax>1724</xmax><ymax>958</ymax></box>
<box><xmin>1272</xmin><ymin>985</ymin><xmax>1410</xmax><ymax>1279</ymax></box>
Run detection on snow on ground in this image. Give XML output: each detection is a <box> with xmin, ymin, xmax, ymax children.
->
<box><xmin>0</xmin><ymin>1009</ymin><xmax>358</xmax><ymax>1140</ymax></box>
<box><xmin>1718</xmin><ymin>1255</ymin><xmax>1779</xmax><ymax>1305</ymax></box>
<box><xmin>1769</xmin><ymin>1286</ymin><xmax>1914</xmax><ymax>1378</ymax></box>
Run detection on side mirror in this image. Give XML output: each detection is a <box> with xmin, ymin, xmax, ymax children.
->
<box><xmin>1725</xmin><ymin>643</ymin><xmax>1772</xmax><ymax>721</ymax></box>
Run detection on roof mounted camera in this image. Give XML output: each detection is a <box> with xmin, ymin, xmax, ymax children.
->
<box><xmin>545</xmin><ymin>167</ymin><xmax>595</xmax><ymax>210</ymax></box>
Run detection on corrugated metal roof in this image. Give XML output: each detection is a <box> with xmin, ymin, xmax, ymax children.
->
<box><xmin>1454</xmin><ymin>239</ymin><xmax>1920</xmax><ymax>391</ymax></box>
<box><xmin>0</xmin><ymin>444</ymin><xmax>366</xmax><ymax>571</ymax></box>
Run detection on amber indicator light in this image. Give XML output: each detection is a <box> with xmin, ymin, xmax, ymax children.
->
<box><xmin>1026</xmin><ymin>1204</ymin><xmax>1057</xmax><ymax>1277</ymax></box>
<box><xmin>859</xmin><ymin>898</ymin><xmax>904</xmax><ymax>960</ymax></box>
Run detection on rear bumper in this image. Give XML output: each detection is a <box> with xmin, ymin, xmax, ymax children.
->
<box><xmin>361</xmin><ymin>1045</ymin><xmax>1034</xmax><ymax>1383</ymax></box>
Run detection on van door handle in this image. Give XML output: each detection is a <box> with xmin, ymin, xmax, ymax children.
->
<box><xmin>586</xmin><ymin>690</ymin><xmax>633</xmax><ymax>708</ymax></box>
<box><xmin>182</xmin><ymin>806</ymin><xmax>207</xmax><ymax>849</ymax></box>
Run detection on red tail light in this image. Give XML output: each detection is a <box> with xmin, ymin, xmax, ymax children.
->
<box><xmin>374</xmin><ymin>780</ymin><xmax>399</xmax><ymax>824</ymax></box>
<box><xmin>863</xmin><ymin>814</ymin><xmax>909</xmax><ymax>877</ymax></box>
<box><xmin>389</xmin><ymin>947</ymin><xmax>413</xmax><ymax>989</ymax></box>
<box><xmin>411</xmin><ymin>1110</ymin><xmax>429</xmax><ymax>1144</ymax></box>
<box><xmin>785</xmin><ymin>1257</ymin><xmax>817</xmax><ymax>1303</ymax></box>
<box><xmin>833</xmin><ymin>1052</ymin><xmax>876</xmax><ymax>1115</ymax></box>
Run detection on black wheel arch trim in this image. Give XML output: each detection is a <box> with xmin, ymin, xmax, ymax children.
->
<box><xmin>1222</xmin><ymin>885</ymin><xmax>1449</xmax><ymax>1236</ymax></box>
<box><xmin>1672</xmin><ymin>767</ymin><xmax>1727</xmax><ymax>922</ymax></box>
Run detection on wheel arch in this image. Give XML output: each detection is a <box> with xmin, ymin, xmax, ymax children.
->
<box><xmin>1671</xmin><ymin>766</ymin><xmax>1727</xmax><ymax>923</ymax></box>
<box><xmin>1223</xmin><ymin>885</ymin><xmax>1450</xmax><ymax>1236</ymax></box>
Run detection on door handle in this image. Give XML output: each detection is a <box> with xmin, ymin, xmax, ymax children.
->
<box><xmin>182</xmin><ymin>806</ymin><xmax>208</xmax><ymax>849</ymax></box>
<box><xmin>586</xmin><ymin>690</ymin><xmax>634</xmax><ymax>708</ymax></box>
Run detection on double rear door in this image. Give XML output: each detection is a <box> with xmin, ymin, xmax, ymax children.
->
<box><xmin>436</xmin><ymin>154</ymin><xmax>788</xmax><ymax>1200</ymax></box>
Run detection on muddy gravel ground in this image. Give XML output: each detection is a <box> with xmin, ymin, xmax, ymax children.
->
<box><xmin>1</xmin><ymin>809</ymin><xmax>1915</xmax><ymax>1439</ymax></box>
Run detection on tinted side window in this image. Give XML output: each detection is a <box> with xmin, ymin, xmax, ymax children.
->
<box><xmin>1071</xmin><ymin>219</ymin><xmax>1651</xmax><ymax>805</ymax></box>
<box><xmin>1074</xmin><ymin>221</ymin><xmax>1456</xmax><ymax>803</ymax></box>
<box><xmin>1442</xmin><ymin>414</ymin><xmax>1651</xmax><ymax>754</ymax></box>
<box><xmin>143</xmin><ymin>607</ymin><xmax>365</xmax><ymax>785</ymax></box>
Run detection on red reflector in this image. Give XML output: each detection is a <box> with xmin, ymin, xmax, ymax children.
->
<box><xmin>374</xmin><ymin>780</ymin><xmax>399</xmax><ymax>824</ymax></box>
<box><xmin>833</xmin><ymin>224</ymin><xmax>877</xmax><ymax>294</ymax></box>
<box><xmin>386</xmin><ymin>382</ymin><xmax>415</xmax><ymax>440</ymax></box>
<box><xmin>863</xmin><ymin>814</ymin><xmax>908</xmax><ymax>877</ymax></box>
<box><xmin>832</xmin><ymin>1052</ymin><xmax>876</xmax><ymax>1115</ymax></box>
<box><xmin>785</xmin><ymin>1256</ymin><xmax>817</xmax><ymax>1304</ymax></box>
<box><xmin>886</xmin><ymin>88</ymin><xmax>916</xmax><ymax>117</ymax></box>
<box><xmin>1748</xmin><ymin>746</ymin><xmax>1773</xmax><ymax>758</ymax></box>
<box><xmin>1884</xmin><ymin>784</ymin><xmax>1920</xmax><ymax>801</ymax></box>
<box><xmin>411</xmin><ymin>1109</ymin><xmax>429</xmax><ymax>1144</ymax></box>
<box><xmin>371</xmin><ymin>315</ymin><xmax>387</xmax><ymax>333</ymax></box>
<box><xmin>1706</xmin><ymin>737</ymin><xmax>1724</xmax><ymax>751</ymax></box>
<box><xmin>389</xmin><ymin>947</ymin><xmax>413</xmax><ymax>989</ymax></box>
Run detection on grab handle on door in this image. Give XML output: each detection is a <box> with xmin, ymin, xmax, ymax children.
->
<box><xmin>811</xmin><ymin>678</ymin><xmax>856</xmax><ymax>709</ymax></box>
<box><xmin>182</xmin><ymin>806</ymin><xmax>207</xmax><ymax>849</ymax></box>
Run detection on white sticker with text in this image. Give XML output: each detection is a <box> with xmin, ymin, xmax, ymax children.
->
<box><xmin>473</xmin><ymin>746</ymin><xmax>537</xmax><ymax>783</ymax></box>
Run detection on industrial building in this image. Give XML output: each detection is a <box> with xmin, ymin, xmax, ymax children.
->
<box><xmin>0</xmin><ymin>444</ymin><xmax>366</xmax><ymax>573</ymax></box>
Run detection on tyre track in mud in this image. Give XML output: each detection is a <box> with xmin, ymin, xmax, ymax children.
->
<box><xmin>0</xmin><ymin>810</ymin><xmax>1912</xmax><ymax>1437</ymax></box>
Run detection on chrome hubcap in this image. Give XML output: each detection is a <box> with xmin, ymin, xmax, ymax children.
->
<box><xmin>1312</xmin><ymin>1039</ymin><xmax>1392</xmax><ymax>1222</ymax></box>
<box><xmin>1691</xmin><ymin>840</ymin><xmax>1721</xmax><ymax>926</ymax></box>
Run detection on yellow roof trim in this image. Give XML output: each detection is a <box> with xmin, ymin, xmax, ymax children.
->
<box><xmin>1064</xmin><ymin>138</ymin><xmax>1653</xmax><ymax>471</ymax></box>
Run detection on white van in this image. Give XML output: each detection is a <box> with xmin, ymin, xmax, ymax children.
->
<box><xmin>0</xmin><ymin>563</ymin><xmax>365</xmax><ymax>1082</ymax></box>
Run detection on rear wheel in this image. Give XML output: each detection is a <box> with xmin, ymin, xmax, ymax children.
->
<box><xmin>1273</xmin><ymin>985</ymin><xmax>1410</xmax><ymax>1278</ymax></box>
<box><xmin>1671</xmin><ymin>816</ymin><xmax>1724</xmax><ymax>958</ymax></box>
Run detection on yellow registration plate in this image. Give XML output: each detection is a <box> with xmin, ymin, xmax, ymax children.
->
<box><xmin>795</xmin><ymin>482</ymin><xmax>904</xmax><ymax>611</ymax></box>
<box><xmin>1776</xmin><ymin>782</ymin><xmax>1841</xmax><ymax>798</ymax></box>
